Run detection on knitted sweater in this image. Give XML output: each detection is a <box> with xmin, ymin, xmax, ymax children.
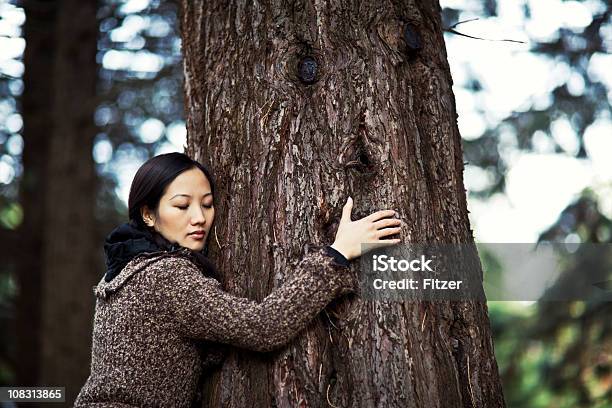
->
<box><xmin>75</xmin><ymin>246</ymin><xmax>355</xmax><ymax>407</ymax></box>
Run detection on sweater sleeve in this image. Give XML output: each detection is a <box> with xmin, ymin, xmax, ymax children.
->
<box><xmin>324</xmin><ymin>245</ymin><xmax>350</xmax><ymax>267</ymax></box>
<box><xmin>163</xmin><ymin>246</ymin><xmax>356</xmax><ymax>352</ymax></box>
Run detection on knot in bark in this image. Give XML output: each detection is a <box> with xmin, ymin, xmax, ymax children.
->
<box><xmin>297</xmin><ymin>56</ymin><xmax>318</xmax><ymax>84</ymax></box>
<box><xmin>404</xmin><ymin>23</ymin><xmax>422</xmax><ymax>55</ymax></box>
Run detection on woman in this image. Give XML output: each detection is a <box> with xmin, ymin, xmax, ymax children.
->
<box><xmin>75</xmin><ymin>152</ymin><xmax>401</xmax><ymax>407</ymax></box>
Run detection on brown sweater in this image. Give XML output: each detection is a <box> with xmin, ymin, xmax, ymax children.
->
<box><xmin>75</xmin><ymin>246</ymin><xmax>355</xmax><ymax>407</ymax></box>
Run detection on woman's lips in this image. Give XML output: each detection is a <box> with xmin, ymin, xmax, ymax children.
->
<box><xmin>189</xmin><ymin>232</ymin><xmax>205</xmax><ymax>239</ymax></box>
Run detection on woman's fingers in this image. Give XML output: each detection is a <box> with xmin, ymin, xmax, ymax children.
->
<box><xmin>340</xmin><ymin>197</ymin><xmax>354</xmax><ymax>223</ymax></box>
<box><xmin>373</xmin><ymin>218</ymin><xmax>401</xmax><ymax>230</ymax></box>
<box><xmin>366</xmin><ymin>209</ymin><xmax>396</xmax><ymax>222</ymax></box>
<box><xmin>376</xmin><ymin>227</ymin><xmax>402</xmax><ymax>238</ymax></box>
<box><xmin>374</xmin><ymin>238</ymin><xmax>401</xmax><ymax>247</ymax></box>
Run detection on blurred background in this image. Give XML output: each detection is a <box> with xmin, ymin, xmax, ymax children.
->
<box><xmin>0</xmin><ymin>0</ymin><xmax>610</xmax><ymax>406</ymax></box>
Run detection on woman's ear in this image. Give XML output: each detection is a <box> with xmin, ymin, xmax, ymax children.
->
<box><xmin>141</xmin><ymin>206</ymin><xmax>156</xmax><ymax>227</ymax></box>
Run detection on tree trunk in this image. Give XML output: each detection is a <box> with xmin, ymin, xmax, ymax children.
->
<box><xmin>18</xmin><ymin>0</ymin><xmax>99</xmax><ymax>403</ymax></box>
<box><xmin>180</xmin><ymin>1</ymin><xmax>506</xmax><ymax>407</ymax></box>
<box><xmin>17</xmin><ymin>0</ymin><xmax>58</xmax><ymax>388</ymax></box>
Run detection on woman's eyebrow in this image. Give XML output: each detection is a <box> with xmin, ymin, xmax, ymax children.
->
<box><xmin>170</xmin><ymin>193</ymin><xmax>213</xmax><ymax>200</ymax></box>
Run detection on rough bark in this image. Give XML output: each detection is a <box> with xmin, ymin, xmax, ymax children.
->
<box><xmin>180</xmin><ymin>1</ymin><xmax>505</xmax><ymax>407</ymax></box>
<box><xmin>18</xmin><ymin>0</ymin><xmax>99</xmax><ymax>403</ymax></box>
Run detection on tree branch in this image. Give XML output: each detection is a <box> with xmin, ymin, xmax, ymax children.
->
<box><xmin>444</xmin><ymin>18</ymin><xmax>527</xmax><ymax>44</ymax></box>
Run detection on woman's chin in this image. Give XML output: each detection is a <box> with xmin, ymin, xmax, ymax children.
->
<box><xmin>182</xmin><ymin>241</ymin><xmax>205</xmax><ymax>252</ymax></box>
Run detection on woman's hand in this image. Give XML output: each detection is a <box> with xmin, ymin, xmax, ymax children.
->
<box><xmin>330</xmin><ymin>197</ymin><xmax>402</xmax><ymax>261</ymax></box>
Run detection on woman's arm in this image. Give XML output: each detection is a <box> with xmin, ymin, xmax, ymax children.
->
<box><xmin>162</xmin><ymin>247</ymin><xmax>355</xmax><ymax>352</ymax></box>
<box><xmin>163</xmin><ymin>197</ymin><xmax>402</xmax><ymax>352</ymax></box>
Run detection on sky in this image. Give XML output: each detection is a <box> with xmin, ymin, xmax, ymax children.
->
<box><xmin>1</xmin><ymin>0</ymin><xmax>611</xmax><ymax>245</ymax></box>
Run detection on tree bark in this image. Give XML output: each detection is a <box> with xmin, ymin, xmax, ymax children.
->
<box><xmin>180</xmin><ymin>1</ymin><xmax>506</xmax><ymax>407</ymax></box>
<box><xmin>18</xmin><ymin>0</ymin><xmax>99</xmax><ymax>403</ymax></box>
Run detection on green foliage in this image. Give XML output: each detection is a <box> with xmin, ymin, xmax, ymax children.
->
<box><xmin>478</xmin><ymin>243</ymin><xmax>505</xmax><ymax>298</ymax></box>
<box><xmin>490</xmin><ymin>300</ymin><xmax>611</xmax><ymax>407</ymax></box>
<box><xmin>0</xmin><ymin>201</ymin><xmax>22</xmax><ymax>229</ymax></box>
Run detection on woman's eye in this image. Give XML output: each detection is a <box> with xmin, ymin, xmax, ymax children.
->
<box><xmin>176</xmin><ymin>204</ymin><xmax>211</xmax><ymax>210</ymax></box>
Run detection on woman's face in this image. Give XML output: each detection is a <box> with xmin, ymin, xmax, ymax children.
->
<box><xmin>141</xmin><ymin>167</ymin><xmax>215</xmax><ymax>251</ymax></box>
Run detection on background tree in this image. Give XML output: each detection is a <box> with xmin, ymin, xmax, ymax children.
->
<box><xmin>8</xmin><ymin>0</ymin><xmax>57</xmax><ymax>388</ymax></box>
<box><xmin>180</xmin><ymin>1</ymin><xmax>505</xmax><ymax>406</ymax></box>
<box><xmin>10</xmin><ymin>0</ymin><xmax>99</xmax><ymax>403</ymax></box>
<box><xmin>1</xmin><ymin>0</ymin><xmax>184</xmax><ymax>402</ymax></box>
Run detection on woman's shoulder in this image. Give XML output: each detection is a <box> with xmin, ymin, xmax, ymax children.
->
<box><xmin>94</xmin><ymin>249</ymin><xmax>207</xmax><ymax>300</ymax></box>
<box><xmin>131</xmin><ymin>248</ymin><xmax>202</xmax><ymax>275</ymax></box>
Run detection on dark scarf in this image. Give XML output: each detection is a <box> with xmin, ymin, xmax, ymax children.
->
<box><xmin>103</xmin><ymin>221</ymin><xmax>219</xmax><ymax>282</ymax></box>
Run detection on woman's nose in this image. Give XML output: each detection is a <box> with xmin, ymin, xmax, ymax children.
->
<box><xmin>191</xmin><ymin>207</ymin><xmax>206</xmax><ymax>224</ymax></box>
